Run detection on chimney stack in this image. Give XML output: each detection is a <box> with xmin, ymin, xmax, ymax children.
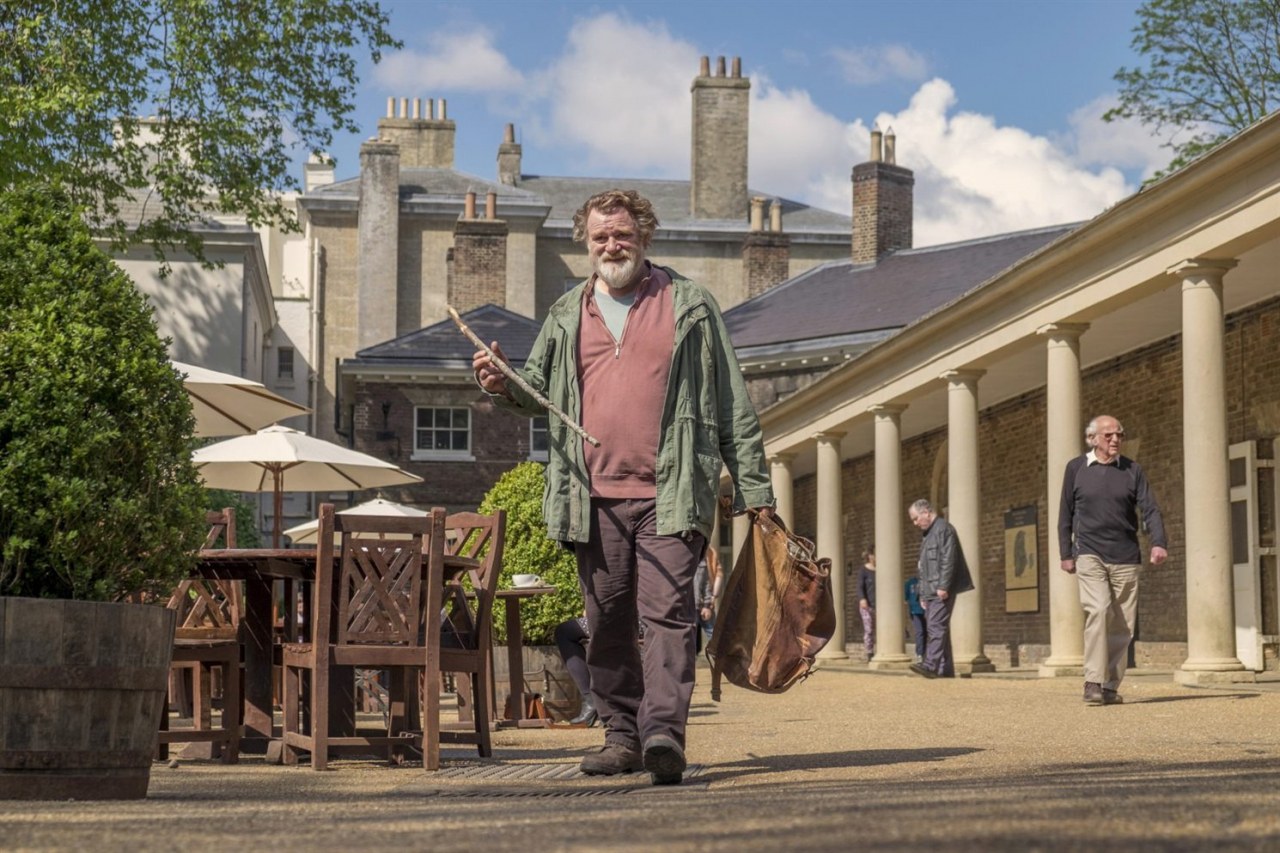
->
<box><xmin>357</xmin><ymin>139</ymin><xmax>400</xmax><ymax>348</ymax></box>
<box><xmin>497</xmin><ymin>123</ymin><xmax>522</xmax><ymax>186</ymax></box>
<box><xmin>690</xmin><ymin>55</ymin><xmax>750</xmax><ymax>221</ymax></box>
<box><xmin>449</xmin><ymin>188</ymin><xmax>509</xmax><ymax>313</ymax></box>
<box><xmin>742</xmin><ymin>197</ymin><xmax>790</xmax><ymax>299</ymax></box>
<box><xmin>376</xmin><ymin>95</ymin><xmax>456</xmax><ymax>168</ymax></box>
<box><xmin>851</xmin><ymin>127</ymin><xmax>913</xmax><ymax>264</ymax></box>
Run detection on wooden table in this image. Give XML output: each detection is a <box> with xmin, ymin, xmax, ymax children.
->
<box><xmin>494</xmin><ymin>585</ymin><xmax>556</xmax><ymax>728</ymax></box>
<box><xmin>195</xmin><ymin>549</ymin><xmax>316</xmax><ymax>754</ymax></box>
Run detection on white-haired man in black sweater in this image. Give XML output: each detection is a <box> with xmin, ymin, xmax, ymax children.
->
<box><xmin>1058</xmin><ymin>414</ymin><xmax>1168</xmax><ymax>706</ymax></box>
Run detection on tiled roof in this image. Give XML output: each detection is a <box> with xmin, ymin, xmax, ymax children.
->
<box><xmin>518</xmin><ymin>175</ymin><xmax>850</xmax><ymax>233</ymax></box>
<box><xmin>724</xmin><ymin>224</ymin><xmax>1078</xmax><ymax>349</ymax></box>
<box><xmin>308</xmin><ymin>169</ymin><xmax>850</xmax><ymax>235</ymax></box>
<box><xmin>352</xmin><ymin>304</ymin><xmax>543</xmax><ymax>367</ymax></box>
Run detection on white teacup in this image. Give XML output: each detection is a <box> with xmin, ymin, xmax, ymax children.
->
<box><xmin>512</xmin><ymin>573</ymin><xmax>542</xmax><ymax>588</ymax></box>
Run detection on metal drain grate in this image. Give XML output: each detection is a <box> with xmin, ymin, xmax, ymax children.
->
<box><xmin>434</xmin><ymin>762</ymin><xmax>706</xmax><ymax>782</ymax></box>
<box><xmin>415</xmin><ymin>762</ymin><xmax>709</xmax><ymax>797</ymax></box>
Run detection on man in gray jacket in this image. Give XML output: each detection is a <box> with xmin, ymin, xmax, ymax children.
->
<box><xmin>473</xmin><ymin>189</ymin><xmax>774</xmax><ymax>785</ymax></box>
<box><xmin>907</xmin><ymin>498</ymin><xmax>974</xmax><ymax>678</ymax></box>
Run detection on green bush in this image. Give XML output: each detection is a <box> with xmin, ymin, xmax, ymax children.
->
<box><xmin>0</xmin><ymin>185</ymin><xmax>206</xmax><ymax>601</ymax></box>
<box><xmin>479</xmin><ymin>461</ymin><xmax>581</xmax><ymax>646</ymax></box>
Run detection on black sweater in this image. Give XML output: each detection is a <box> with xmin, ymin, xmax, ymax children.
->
<box><xmin>1058</xmin><ymin>454</ymin><xmax>1167</xmax><ymax>564</ymax></box>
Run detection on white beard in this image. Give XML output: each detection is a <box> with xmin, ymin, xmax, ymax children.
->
<box><xmin>594</xmin><ymin>253</ymin><xmax>641</xmax><ymax>289</ymax></box>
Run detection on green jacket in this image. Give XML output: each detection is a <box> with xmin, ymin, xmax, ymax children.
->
<box><xmin>497</xmin><ymin>267</ymin><xmax>774</xmax><ymax>543</ymax></box>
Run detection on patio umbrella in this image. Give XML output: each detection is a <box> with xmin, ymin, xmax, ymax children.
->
<box><xmin>192</xmin><ymin>425</ymin><xmax>422</xmax><ymax>546</ymax></box>
<box><xmin>174</xmin><ymin>360</ymin><xmax>311</xmax><ymax>437</ymax></box>
<box><xmin>281</xmin><ymin>497</ymin><xmax>429</xmax><ymax>546</ymax></box>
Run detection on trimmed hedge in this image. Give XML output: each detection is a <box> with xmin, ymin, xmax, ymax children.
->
<box><xmin>479</xmin><ymin>462</ymin><xmax>581</xmax><ymax>646</ymax></box>
<box><xmin>0</xmin><ymin>186</ymin><xmax>205</xmax><ymax>600</ymax></box>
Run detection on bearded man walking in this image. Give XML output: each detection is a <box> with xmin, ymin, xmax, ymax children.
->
<box><xmin>473</xmin><ymin>189</ymin><xmax>774</xmax><ymax>784</ymax></box>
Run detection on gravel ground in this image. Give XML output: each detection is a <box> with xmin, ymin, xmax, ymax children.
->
<box><xmin>4</xmin><ymin>662</ymin><xmax>1280</xmax><ymax>852</ymax></box>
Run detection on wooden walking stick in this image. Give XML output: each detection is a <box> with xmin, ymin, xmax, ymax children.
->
<box><xmin>447</xmin><ymin>306</ymin><xmax>601</xmax><ymax>447</ymax></box>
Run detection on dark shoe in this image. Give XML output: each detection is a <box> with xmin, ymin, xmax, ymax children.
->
<box><xmin>642</xmin><ymin>734</ymin><xmax>686</xmax><ymax>786</ymax></box>
<box><xmin>1102</xmin><ymin>688</ymin><xmax>1124</xmax><ymax>706</ymax></box>
<box><xmin>568</xmin><ymin>695</ymin><xmax>598</xmax><ymax>727</ymax></box>
<box><xmin>579</xmin><ymin>742</ymin><xmax>642</xmax><ymax>776</ymax></box>
<box><xmin>909</xmin><ymin>663</ymin><xmax>938</xmax><ymax>679</ymax></box>
<box><xmin>1083</xmin><ymin>681</ymin><xmax>1104</xmax><ymax>705</ymax></box>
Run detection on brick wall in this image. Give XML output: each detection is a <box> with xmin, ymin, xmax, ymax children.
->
<box><xmin>449</xmin><ymin>220</ymin><xmax>508</xmax><ymax>313</ymax></box>
<box><xmin>851</xmin><ymin>161</ymin><xmax>913</xmax><ymax>264</ymax></box>
<box><xmin>789</xmin><ymin>293</ymin><xmax>1280</xmax><ymax>653</ymax></box>
<box><xmin>352</xmin><ymin>377</ymin><xmax>536</xmax><ymax>513</ymax></box>
<box><xmin>742</xmin><ymin>232</ymin><xmax>791</xmax><ymax>299</ymax></box>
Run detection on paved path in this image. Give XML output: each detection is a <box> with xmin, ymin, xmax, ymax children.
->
<box><xmin>5</xmin><ymin>663</ymin><xmax>1280</xmax><ymax>851</ymax></box>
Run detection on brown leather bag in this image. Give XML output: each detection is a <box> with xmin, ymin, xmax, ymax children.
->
<box><xmin>707</xmin><ymin>510</ymin><xmax>836</xmax><ymax>699</ymax></box>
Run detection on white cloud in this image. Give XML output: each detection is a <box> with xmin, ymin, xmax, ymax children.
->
<box><xmin>830</xmin><ymin>44</ymin><xmax>929</xmax><ymax>86</ymax></box>
<box><xmin>522</xmin><ymin>13</ymin><xmax>698</xmax><ymax>175</ymax></box>
<box><xmin>1063</xmin><ymin>95</ymin><xmax>1170</xmax><ymax>181</ymax></box>
<box><xmin>374</xmin><ymin>29</ymin><xmax>525</xmax><ymax>93</ymax></box>
<box><xmin>869</xmin><ymin>80</ymin><xmax>1135</xmax><ymax>245</ymax></box>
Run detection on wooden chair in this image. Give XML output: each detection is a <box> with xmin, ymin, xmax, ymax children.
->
<box><xmin>436</xmin><ymin>510</ymin><xmax>505</xmax><ymax>759</ymax></box>
<box><xmin>281</xmin><ymin>504</ymin><xmax>447</xmax><ymax>771</ymax></box>
<box><xmin>157</xmin><ymin>507</ymin><xmax>242</xmax><ymax>763</ymax></box>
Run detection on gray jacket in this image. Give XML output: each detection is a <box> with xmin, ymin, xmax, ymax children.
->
<box><xmin>917</xmin><ymin>516</ymin><xmax>975</xmax><ymax>601</ymax></box>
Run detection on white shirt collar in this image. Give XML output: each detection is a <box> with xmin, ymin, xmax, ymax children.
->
<box><xmin>1086</xmin><ymin>450</ymin><xmax>1119</xmax><ymax>466</ymax></box>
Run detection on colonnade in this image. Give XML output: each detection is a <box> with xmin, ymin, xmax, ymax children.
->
<box><xmin>729</xmin><ymin>258</ymin><xmax>1252</xmax><ymax>682</ymax></box>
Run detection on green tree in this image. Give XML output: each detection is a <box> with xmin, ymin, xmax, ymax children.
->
<box><xmin>1106</xmin><ymin>0</ymin><xmax>1280</xmax><ymax>177</ymax></box>
<box><xmin>0</xmin><ymin>185</ymin><xmax>207</xmax><ymax>601</ymax></box>
<box><xmin>0</xmin><ymin>0</ymin><xmax>398</xmax><ymax>264</ymax></box>
<box><xmin>479</xmin><ymin>462</ymin><xmax>581</xmax><ymax>646</ymax></box>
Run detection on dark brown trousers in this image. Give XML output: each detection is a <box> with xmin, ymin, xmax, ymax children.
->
<box><xmin>576</xmin><ymin>498</ymin><xmax>704</xmax><ymax>750</ymax></box>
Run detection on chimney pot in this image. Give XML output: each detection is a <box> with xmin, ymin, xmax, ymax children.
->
<box><xmin>700</xmin><ymin>55</ymin><xmax>710</xmax><ymax>76</ymax></box>
<box><xmin>716</xmin><ymin>56</ymin><xmax>726</xmax><ymax>76</ymax></box>
<box><xmin>386</xmin><ymin>97</ymin><xmax>395</xmax><ymax>118</ymax></box>
<box><xmin>439</xmin><ymin>98</ymin><xmax>447</xmax><ymax>120</ymax></box>
<box><xmin>427</xmin><ymin>98</ymin><xmax>435</xmax><ymax>120</ymax></box>
<box><xmin>769</xmin><ymin>198</ymin><xmax>783</xmax><ymax>233</ymax></box>
<box><xmin>870</xmin><ymin>126</ymin><xmax>883</xmax><ymax>162</ymax></box>
<box><xmin>884</xmin><ymin>127</ymin><xmax>896</xmax><ymax>165</ymax></box>
<box><xmin>463</xmin><ymin>191</ymin><xmax>477</xmax><ymax>220</ymax></box>
<box><xmin>731</xmin><ymin>57</ymin><xmax>741</xmax><ymax>78</ymax></box>
<box><xmin>412</xmin><ymin>98</ymin><xmax>421</xmax><ymax>120</ymax></box>
<box><xmin>749</xmin><ymin>197</ymin><xmax>765</xmax><ymax>232</ymax></box>
<box><xmin>400</xmin><ymin>97</ymin><xmax>408</xmax><ymax>119</ymax></box>
<box><xmin>485</xmin><ymin>191</ymin><xmax>497</xmax><ymax>220</ymax></box>
<box><xmin>504</xmin><ymin>123</ymin><xmax>515</xmax><ymax>143</ymax></box>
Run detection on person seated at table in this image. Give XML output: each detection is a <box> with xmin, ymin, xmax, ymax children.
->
<box><xmin>554</xmin><ymin>614</ymin><xmax>647</xmax><ymax>728</ymax></box>
<box><xmin>554</xmin><ymin>614</ymin><xmax>598</xmax><ymax>727</ymax></box>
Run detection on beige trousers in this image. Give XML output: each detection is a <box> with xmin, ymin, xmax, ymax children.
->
<box><xmin>1076</xmin><ymin>555</ymin><xmax>1141</xmax><ymax>689</ymax></box>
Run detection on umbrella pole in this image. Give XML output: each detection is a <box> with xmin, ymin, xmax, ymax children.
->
<box><xmin>273</xmin><ymin>468</ymin><xmax>284</xmax><ymax>548</ymax></box>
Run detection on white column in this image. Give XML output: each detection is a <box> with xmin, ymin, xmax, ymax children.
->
<box><xmin>868</xmin><ymin>404</ymin><xmax>911</xmax><ymax>669</ymax></box>
<box><xmin>942</xmin><ymin>369</ymin><xmax>993</xmax><ymax>673</ymax></box>
<box><xmin>1038</xmin><ymin>323</ymin><xmax>1088</xmax><ymax>677</ymax></box>
<box><xmin>815</xmin><ymin>432</ymin><xmax>848</xmax><ymax>660</ymax></box>
<box><xmin>1170</xmin><ymin>259</ymin><xmax>1252</xmax><ymax>685</ymax></box>
<box><xmin>770</xmin><ymin>454</ymin><xmax>795</xmax><ymax>529</ymax></box>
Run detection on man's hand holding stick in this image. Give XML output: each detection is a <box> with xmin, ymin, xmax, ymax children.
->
<box><xmin>449</xmin><ymin>306</ymin><xmax>601</xmax><ymax>448</ymax></box>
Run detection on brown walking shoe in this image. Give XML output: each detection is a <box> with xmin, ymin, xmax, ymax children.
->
<box><xmin>1102</xmin><ymin>688</ymin><xmax>1124</xmax><ymax>705</ymax></box>
<box><xmin>1083</xmin><ymin>681</ymin><xmax>1104</xmax><ymax>705</ymax></box>
<box><xmin>642</xmin><ymin>734</ymin><xmax>687</xmax><ymax>786</ymax></box>
<box><xmin>579</xmin><ymin>742</ymin><xmax>643</xmax><ymax>776</ymax></box>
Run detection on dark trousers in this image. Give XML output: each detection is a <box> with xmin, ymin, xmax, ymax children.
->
<box><xmin>923</xmin><ymin>595</ymin><xmax>956</xmax><ymax>677</ymax></box>
<box><xmin>575</xmin><ymin>498</ymin><xmax>704</xmax><ymax>750</ymax></box>
<box><xmin>909</xmin><ymin>612</ymin><xmax>927</xmax><ymax>659</ymax></box>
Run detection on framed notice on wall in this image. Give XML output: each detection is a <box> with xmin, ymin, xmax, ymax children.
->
<box><xmin>1004</xmin><ymin>505</ymin><xmax>1039</xmax><ymax>613</ymax></box>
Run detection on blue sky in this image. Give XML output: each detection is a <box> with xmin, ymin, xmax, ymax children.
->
<box><xmin>319</xmin><ymin>0</ymin><xmax>1167</xmax><ymax>246</ymax></box>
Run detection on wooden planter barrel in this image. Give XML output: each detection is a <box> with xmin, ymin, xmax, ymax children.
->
<box><xmin>0</xmin><ymin>597</ymin><xmax>175</xmax><ymax>800</ymax></box>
